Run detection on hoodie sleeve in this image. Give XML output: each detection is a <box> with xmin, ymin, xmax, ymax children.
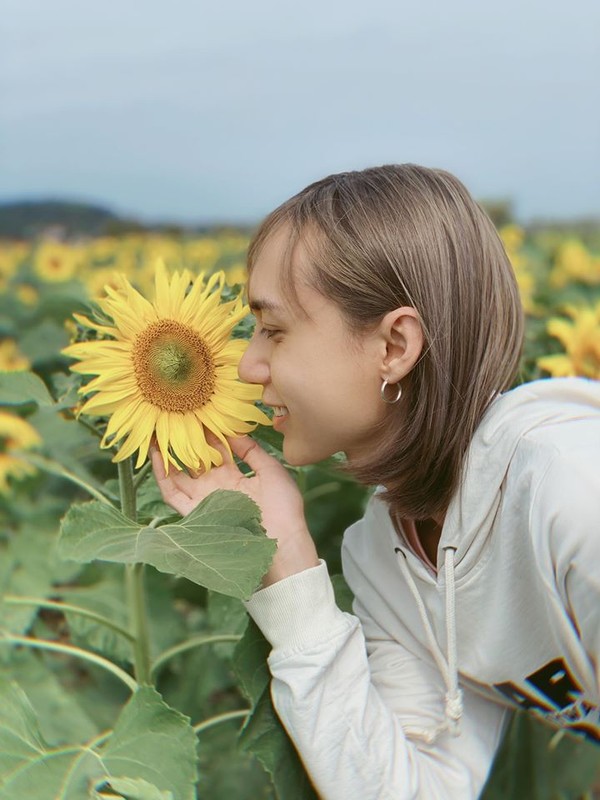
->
<box><xmin>245</xmin><ymin>560</ymin><xmax>507</xmax><ymax>800</ymax></box>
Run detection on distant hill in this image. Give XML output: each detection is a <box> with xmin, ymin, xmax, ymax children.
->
<box><xmin>1</xmin><ymin>198</ymin><xmax>597</xmax><ymax>244</ymax></box>
<box><xmin>0</xmin><ymin>200</ymin><xmax>144</xmax><ymax>239</ymax></box>
<box><xmin>0</xmin><ymin>199</ymin><xmax>256</xmax><ymax>239</ymax></box>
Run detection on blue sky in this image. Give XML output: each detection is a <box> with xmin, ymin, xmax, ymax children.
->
<box><xmin>2</xmin><ymin>0</ymin><xmax>599</xmax><ymax>224</ymax></box>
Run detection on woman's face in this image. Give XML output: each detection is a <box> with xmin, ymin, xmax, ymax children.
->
<box><xmin>238</xmin><ymin>227</ymin><xmax>389</xmax><ymax>466</ymax></box>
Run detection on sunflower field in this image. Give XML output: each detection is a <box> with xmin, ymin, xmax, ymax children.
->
<box><xmin>0</xmin><ymin>224</ymin><xmax>599</xmax><ymax>799</ymax></box>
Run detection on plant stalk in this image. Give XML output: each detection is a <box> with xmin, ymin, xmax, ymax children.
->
<box><xmin>118</xmin><ymin>457</ymin><xmax>152</xmax><ymax>686</ymax></box>
<box><xmin>151</xmin><ymin>633</ymin><xmax>242</xmax><ymax>678</ymax></box>
<box><xmin>0</xmin><ymin>634</ymin><xmax>137</xmax><ymax>692</ymax></box>
<box><xmin>193</xmin><ymin>709</ymin><xmax>250</xmax><ymax>735</ymax></box>
<box><xmin>19</xmin><ymin>452</ymin><xmax>115</xmax><ymax>505</ymax></box>
<box><xmin>4</xmin><ymin>596</ymin><xmax>134</xmax><ymax>642</ymax></box>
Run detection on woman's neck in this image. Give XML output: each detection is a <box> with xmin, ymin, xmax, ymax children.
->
<box><xmin>414</xmin><ymin>517</ymin><xmax>444</xmax><ymax>564</ymax></box>
<box><xmin>392</xmin><ymin>509</ymin><xmax>445</xmax><ymax>566</ymax></box>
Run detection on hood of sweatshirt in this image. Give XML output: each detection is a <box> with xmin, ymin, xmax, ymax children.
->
<box><xmin>437</xmin><ymin>377</ymin><xmax>600</xmax><ymax>578</ymax></box>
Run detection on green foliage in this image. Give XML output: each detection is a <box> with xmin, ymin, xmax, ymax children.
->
<box><xmin>58</xmin><ymin>492</ymin><xmax>276</xmax><ymax>600</ymax></box>
<box><xmin>233</xmin><ymin>620</ymin><xmax>319</xmax><ymax>800</ymax></box>
<box><xmin>0</xmin><ymin>680</ymin><xmax>197</xmax><ymax>799</ymax></box>
<box><xmin>0</xmin><ymin>371</ymin><xmax>54</xmax><ymax>407</ymax></box>
<box><xmin>482</xmin><ymin>712</ymin><xmax>600</xmax><ymax>800</ymax></box>
<box><xmin>1</xmin><ymin>227</ymin><xmax>599</xmax><ymax>798</ymax></box>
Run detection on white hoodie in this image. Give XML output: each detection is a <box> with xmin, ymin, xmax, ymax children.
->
<box><xmin>245</xmin><ymin>378</ymin><xmax>600</xmax><ymax>800</ymax></box>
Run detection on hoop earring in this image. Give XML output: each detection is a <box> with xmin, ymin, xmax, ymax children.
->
<box><xmin>381</xmin><ymin>378</ymin><xmax>402</xmax><ymax>404</ymax></box>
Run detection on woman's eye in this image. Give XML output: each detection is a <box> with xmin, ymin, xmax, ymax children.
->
<box><xmin>259</xmin><ymin>327</ymin><xmax>281</xmax><ymax>340</ymax></box>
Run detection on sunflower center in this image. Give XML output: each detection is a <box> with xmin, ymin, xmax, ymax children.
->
<box><xmin>132</xmin><ymin>320</ymin><xmax>216</xmax><ymax>412</ymax></box>
<box><xmin>154</xmin><ymin>343</ymin><xmax>193</xmax><ymax>384</ymax></box>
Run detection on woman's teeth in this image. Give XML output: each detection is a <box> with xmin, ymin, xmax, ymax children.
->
<box><xmin>273</xmin><ymin>406</ymin><xmax>288</xmax><ymax>417</ymax></box>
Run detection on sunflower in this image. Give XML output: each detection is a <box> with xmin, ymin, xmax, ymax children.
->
<box><xmin>62</xmin><ymin>263</ymin><xmax>270</xmax><ymax>473</ymax></box>
<box><xmin>15</xmin><ymin>283</ymin><xmax>39</xmax><ymax>307</ymax></box>
<box><xmin>537</xmin><ymin>301</ymin><xmax>600</xmax><ymax>380</ymax></box>
<box><xmin>34</xmin><ymin>241</ymin><xmax>85</xmax><ymax>283</ymax></box>
<box><xmin>0</xmin><ymin>411</ymin><xmax>41</xmax><ymax>493</ymax></box>
<box><xmin>0</xmin><ymin>340</ymin><xmax>31</xmax><ymax>371</ymax></box>
<box><xmin>224</xmin><ymin>262</ymin><xmax>248</xmax><ymax>287</ymax></box>
<box><xmin>550</xmin><ymin>240</ymin><xmax>600</xmax><ymax>289</ymax></box>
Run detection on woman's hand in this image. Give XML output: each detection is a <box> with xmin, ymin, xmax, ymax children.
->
<box><xmin>150</xmin><ymin>435</ymin><xmax>320</xmax><ymax>587</ymax></box>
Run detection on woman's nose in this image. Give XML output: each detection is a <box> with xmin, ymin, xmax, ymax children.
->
<box><xmin>238</xmin><ymin>334</ymin><xmax>270</xmax><ymax>386</ymax></box>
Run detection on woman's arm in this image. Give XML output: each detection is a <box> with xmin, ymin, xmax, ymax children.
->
<box><xmin>152</xmin><ymin>436</ymin><xmax>507</xmax><ymax>798</ymax></box>
<box><xmin>246</xmin><ymin>561</ymin><xmax>508</xmax><ymax>800</ymax></box>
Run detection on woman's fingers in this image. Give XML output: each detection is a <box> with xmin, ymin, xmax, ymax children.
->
<box><xmin>229</xmin><ymin>435</ymin><xmax>280</xmax><ymax>474</ymax></box>
<box><xmin>150</xmin><ymin>437</ymin><xmax>249</xmax><ymax>516</ymax></box>
<box><xmin>149</xmin><ymin>446</ymin><xmax>193</xmax><ymax>514</ymax></box>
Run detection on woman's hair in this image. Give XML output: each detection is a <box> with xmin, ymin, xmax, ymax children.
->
<box><xmin>247</xmin><ymin>164</ymin><xmax>524</xmax><ymax>519</ymax></box>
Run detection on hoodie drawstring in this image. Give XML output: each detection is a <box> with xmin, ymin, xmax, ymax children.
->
<box><xmin>394</xmin><ymin>546</ymin><xmax>464</xmax><ymax>743</ymax></box>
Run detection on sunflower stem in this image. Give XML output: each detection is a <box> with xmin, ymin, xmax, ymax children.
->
<box><xmin>118</xmin><ymin>457</ymin><xmax>152</xmax><ymax>686</ymax></box>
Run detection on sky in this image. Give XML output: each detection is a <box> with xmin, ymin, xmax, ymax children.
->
<box><xmin>2</xmin><ymin>0</ymin><xmax>599</xmax><ymax>225</ymax></box>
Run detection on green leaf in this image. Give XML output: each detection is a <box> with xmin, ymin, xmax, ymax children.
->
<box><xmin>232</xmin><ymin>619</ymin><xmax>270</xmax><ymax>706</ymax></box>
<box><xmin>98</xmin><ymin>688</ymin><xmax>197</xmax><ymax>800</ymax></box>
<box><xmin>331</xmin><ymin>573</ymin><xmax>354</xmax><ymax>614</ymax></box>
<box><xmin>59</xmin><ymin>491</ymin><xmax>276</xmax><ymax>600</ymax></box>
<box><xmin>18</xmin><ymin>319</ymin><xmax>69</xmax><ymax>368</ymax></box>
<box><xmin>60</xmin><ymin>573</ymin><xmax>132</xmax><ymax>665</ymax></box>
<box><xmin>482</xmin><ymin>710</ymin><xmax>600</xmax><ymax>799</ymax></box>
<box><xmin>0</xmin><ymin>678</ymin><xmax>101</xmax><ymax>799</ymax></box>
<box><xmin>233</xmin><ymin>620</ymin><xmax>319</xmax><ymax>800</ymax></box>
<box><xmin>93</xmin><ymin>776</ymin><xmax>173</xmax><ymax>799</ymax></box>
<box><xmin>0</xmin><ymin>649</ymin><xmax>98</xmax><ymax>747</ymax></box>
<box><xmin>29</xmin><ymin>407</ymin><xmax>114</xmax><ymax>496</ymax></box>
<box><xmin>0</xmin><ymin>371</ymin><xmax>53</xmax><ymax>407</ymax></box>
<box><xmin>0</xmin><ymin>679</ymin><xmax>46</xmax><ymax>780</ymax></box>
<box><xmin>238</xmin><ymin>688</ymin><xmax>319</xmax><ymax>800</ymax></box>
<box><xmin>207</xmin><ymin>591</ymin><xmax>248</xmax><ymax>659</ymax></box>
<box><xmin>0</xmin><ymin>681</ymin><xmax>198</xmax><ymax>800</ymax></box>
<box><xmin>0</xmin><ymin>526</ymin><xmax>60</xmax><ymax>635</ymax></box>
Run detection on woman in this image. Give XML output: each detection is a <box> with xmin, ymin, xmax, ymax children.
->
<box><xmin>152</xmin><ymin>164</ymin><xmax>600</xmax><ymax>799</ymax></box>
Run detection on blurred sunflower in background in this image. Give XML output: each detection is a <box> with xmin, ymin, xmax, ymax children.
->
<box><xmin>63</xmin><ymin>262</ymin><xmax>269</xmax><ymax>473</ymax></box>
<box><xmin>537</xmin><ymin>301</ymin><xmax>600</xmax><ymax>379</ymax></box>
<box><xmin>0</xmin><ymin>411</ymin><xmax>41</xmax><ymax>493</ymax></box>
<box><xmin>0</xmin><ymin>340</ymin><xmax>31</xmax><ymax>371</ymax></box>
<box><xmin>34</xmin><ymin>241</ymin><xmax>85</xmax><ymax>283</ymax></box>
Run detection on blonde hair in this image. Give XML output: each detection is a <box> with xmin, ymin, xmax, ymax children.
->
<box><xmin>248</xmin><ymin>164</ymin><xmax>524</xmax><ymax>519</ymax></box>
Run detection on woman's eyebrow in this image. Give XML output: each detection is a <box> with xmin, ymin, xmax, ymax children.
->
<box><xmin>248</xmin><ymin>298</ymin><xmax>284</xmax><ymax>314</ymax></box>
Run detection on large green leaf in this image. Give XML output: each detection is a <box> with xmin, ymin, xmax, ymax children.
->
<box><xmin>29</xmin><ymin>407</ymin><xmax>114</xmax><ymax>495</ymax></box>
<box><xmin>482</xmin><ymin>710</ymin><xmax>600</xmax><ymax>799</ymax></box>
<box><xmin>238</xmin><ymin>689</ymin><xmax>319</xmax><ymax>800</ymax></box>
<box><xmin>0</xmin><ymin>526</ymin><xmax>61</xmax><ymax>635</ymax></box>
<box><xmin>232</xmin><ymin>619</ymin><xmax>270</xmax><ymax>706</ymax></box>
<box><xmin>0</xmin><ymin>679</ymin><xmax>46</xmax><ymax>780</ymax></box>
<box><xmin>0</xmin><ymin>370</ymin><xmax>54</xmax><ymax>407</ymax></box>
<box><xmin>19</xmin><ymin>319</ymin><xmax>70</xmax><ymax>368</ymax></box>
<box><xmin>233</xmin><ymin>620</ymin><xmax>319</xmax><ymax>800</ymax></box>
<box><xmin>59</xmin><ymin>491</ymin><xmax>276</xmax><ymax>600</ymax></box>
<box><xmin>93</xmin><ymin>776</ymin><xmax>173</xmax><ymax>799</ymax></box>
<box><xmin>0</xmin><ymin>681</ymin><xmax>198</xmax><ymax>800</ymax></box>
<box><xmin>98</xmin><ymin>687</ymin><xmax>197</xmax><ymax>799</ymax></box>
<box><xmin>0</xmin><ymin>650</ymin><xmax>98</xmax><ymax>747</ymax></box>
<box><xmin>0</xmin><ymin>679</ymin><xmax>101</xmax><ymax>799</ymax></box>
<box><xmin>60</xmin><ymin>571</ymin><xmax>132</xmax><ymax>665</ymax></box>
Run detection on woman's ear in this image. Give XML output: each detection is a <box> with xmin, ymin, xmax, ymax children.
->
<box><xmin>378</xmin><ymin>307</ymin><xmax>424</xmax><ymax>382</ymax></box>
